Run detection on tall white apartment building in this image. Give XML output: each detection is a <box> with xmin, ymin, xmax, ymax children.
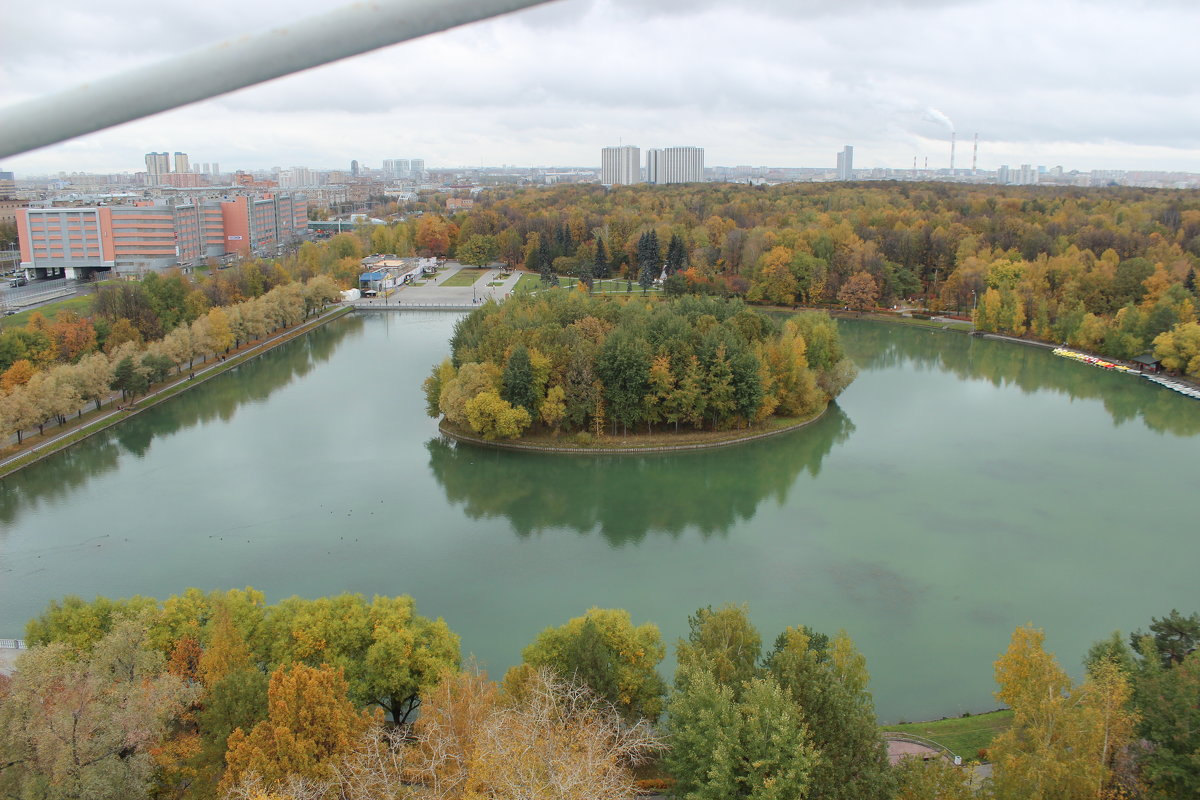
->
<box><xmin>645</xmin><ymin>146</ymin><xmax>704</xmax><ymax>184</ymax></box>
<box><xmin>173</xmin><ymin>151</ymin><xmax>190</xmax><ymax>174</ymax></box>
<box><xmin>601</xmin><ymin>145</ymin><xmax>641</xmax><ymax>185</ymax></box>
<box><xmin>144</xmin><ymin>152</ymin><xmax>170</xmax><ymax>184</ymax></box>
<box><xmin>836</xmin><ymin>145</ymin><xmax>854</xmax><ymax>180</ymax></box>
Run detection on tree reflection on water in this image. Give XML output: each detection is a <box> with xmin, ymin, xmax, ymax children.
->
<box><xmin>426</xmin><ymin>404</ymin><xmax>856</xmax><ymax>546</ymax></box>
<box><xmin>840</xmin><ymin>320</ymin><xmax>1200</xmax><ymax>437</ymax></box>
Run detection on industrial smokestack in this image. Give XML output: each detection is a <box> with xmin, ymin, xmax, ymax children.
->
<box><xmin>972</xmin><ymin>133</ymin><xmax>979</xmax><ymax>173</ymax></box>
<box><xmin>950</xmin><ymin>132</ymin><xmax>956</xmax><ymax>172</ymax></box>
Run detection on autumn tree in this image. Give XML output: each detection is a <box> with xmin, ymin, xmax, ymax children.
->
<box><xmin>1153</xmin><ymin>320</ymin><xmax>1200</xmax><ymax>379</ymax></box>
<box><xmin>220</xmin><ymin>663</ymin><xmax>371</xmax><ymax>794</ymax></box>
<box><xmin>263</xmin><ymin>593</ymin><xmax>460</xmax><ymax>725</ymax></box>
<box><xmin>416</xmin><ymin>215</ymin><xmax>456</xmax><ymax>257</ymax></box>
<box><xmin>465</xmin><ymin>390</ymin><xmax>531</xmax><ymax>440</ymax></box>
<box><xmin>24</xmin><ymin>593</ymin><xmax>159</xmax><ymax>651</ymax></box>
<box><xmin>0</xmin><ymin>358</ymin><xmax>35</xmax><ymax>393</ymax></box>
<box><xmin>465</xmin><ymin>667</ymin><xmax>661</xmax><ymax>800</ymax></box>
<box><xmin>0</xmin><ymin>620</ymin><xmax>197</xmax><ymax>800</ymax></box>
<box><xmin>456</xmin><ymin>234</ymin><xmax>499</xmax><ymax>268</ymax></box>
<box><xmin>988</xmin><ymin>624</ymin><xmax>1137</xmax><ymax>800</ymax></box>
<box><xmin>521</xmin><ymin>608</ymin><xmax>667</xmax><ymax>722</ymax></box>
<box><xmin>838</xmin><ymin>270</ymin><xmax>880</xmax><ymax>312</ymax></box>
<box><xmin>539</xmin><ymin>384</ymin><xmax>567</xmax><ymax>433</ymax></box>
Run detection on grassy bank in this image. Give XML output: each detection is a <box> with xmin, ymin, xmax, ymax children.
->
<box><xmin>0</xmin><ymin>294</ymin><xmax>95</xmax><ymax>329</ymax></box>
<box><xmin>440</xmin><ymin>404</ymin><xmax>828</xmax><ymax>454</ymax></box>
<box><xmin>881</xmin><ymin>709</ymin><xmax>1012</xmax><ymax>757</ymax></box>
<box><xmin>441</xmin><ymin>268</ymin><xmax>490</xmax><ymax>287</ymax></box>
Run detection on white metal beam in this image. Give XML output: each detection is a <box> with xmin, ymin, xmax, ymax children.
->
<box><xmin>0</xmin><ymin>0</ymin><xmax>557</xmax><ymax>160</ymax></box>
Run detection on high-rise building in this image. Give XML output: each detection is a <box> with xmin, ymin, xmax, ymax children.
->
<box><xmin>997</xmin><ymin>165</ymin><xmax>1010</xmax><ymax>184</ymax></box>
<box><xmin>646</xmin><ymin>146</ymin><xmax>703</xmax><ymax>184</ymax></box>
<box><xmin>601</xmin><ymin>145</ymin><xmax>641</xmax><ymax>185</ymax></box>
<box><xmin>173</xmin><ymin>152</ymin><xmax>189</xmax><ymax>174</ymax></box>
<box><xmin>144</xmin><ymin>152</ymin><xmax>170</xmax><ymax>184</ymax></box>
<box><xmin>836</xmin><ymin>145</ymin><xmax>854</xmax><ymax>180</ymax></box>
<box><xmin>410</xmin><ymin>159</ymin><xmax>425</xmax><ymax>178</ymax></box>
<box><xmin>350</xmin><ymin>159</ymin><xmax>360</xmax><ymax>177</ymax></box>
<box><xmin>210</xmin><ymin>162</ymin><xmax>220</xmax><ymax>176</ymax></box>
<box><xmin>279</xmin><ymin>166</ymin><xmax>315</xmax><ymax>188</ymax></box>
<box><xmin>17</xmin><ymin>192</ymin><xmax>307</xmax><ymax>276</ymax></box>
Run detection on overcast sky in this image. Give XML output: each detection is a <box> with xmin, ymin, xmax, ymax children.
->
<box><xmin>3</xmin><ymin>0</ymin><xmax>1200</xmax><ymax>176</ymax></box>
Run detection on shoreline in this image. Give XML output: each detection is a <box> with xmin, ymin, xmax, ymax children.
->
<box><xmin>0</xmin><ymin>304</ymin><xmax>352</xmax><ymax>479</ymax></box>
<box><xmin>438</xmin><ymin>403</ymin><xmax>830</xmax><ymax>455</ymax></box>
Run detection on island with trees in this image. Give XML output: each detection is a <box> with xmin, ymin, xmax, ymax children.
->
<box><xmin>422</xmin><ymin>290</ymin><xmax>857</xmax><ymax>448</ymax></box>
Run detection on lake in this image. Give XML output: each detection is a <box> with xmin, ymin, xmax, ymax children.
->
<box><xmin>1</xmin><ymin>311</ymin><xmax>1197</xmax><ymax>722</ymax></box>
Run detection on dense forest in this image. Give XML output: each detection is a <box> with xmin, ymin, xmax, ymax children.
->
<box><xmin>1</xmin><ymin>592</ymin><xmax>1196</xmax><ymax>799</ymax></box>
<box><xmin>424</xmin><ymin>292</ymin><xmax>856</xmax><ymax>441</ymax></box>
<box><xmin>428</xmin><ymin>182</ymin><xmax>1200</xmax><ymax>378</ymax></box>
<box><xmin>6</xmin><ymin>179</ymin><xmax>1200</xmax><ymax>452</ymax></box>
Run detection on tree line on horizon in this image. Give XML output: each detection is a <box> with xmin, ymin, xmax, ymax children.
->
<box><xmin>1</xmin><ymin>591</ymin><xmax>1196</xmax><ymax>799</ymax></box>
<box><xmin>412</xmin><ymin>182</ymin><xmax>1199</xmax><ymax>379</ymax></box>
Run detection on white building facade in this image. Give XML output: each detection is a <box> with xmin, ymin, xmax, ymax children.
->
<box><xmin>646</xmin><ymin>146</ymin><xmax>704</xmax><ymax>184</ymax></box>
<box><xmin>601</xmin><ymin>145</ymin><xmax>641</xmax><ymax>185</ymax></box>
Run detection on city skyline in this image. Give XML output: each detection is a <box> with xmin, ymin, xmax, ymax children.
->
<box><xmin>4</xmin><ymin>0</ymin><xmax>1200</xmax><ymax>175</ymax></box>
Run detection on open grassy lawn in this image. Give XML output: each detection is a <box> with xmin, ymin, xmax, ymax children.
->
<box><xmin>512</xmin><ymin>273</ymin><xmax>544</xmax><ymax>293</ymax></box>
<box><xmin>441</xmin><ymin>268</ymin><xmax>490</xmax><ymax>287</ymax></box>
<box><xmin>881</xmin><ymin>709</ymin><xmax>1012</xmax><ymax>758</ymax></box>
<box><xmin>558</xmin><ymin>277</ymin><xmax>661</xmax><ymax>295</ymax></box>
<box><xmin>0</xmin><ymin>294</ymin><xmax>94</xmax><ymax>330</ymax></box>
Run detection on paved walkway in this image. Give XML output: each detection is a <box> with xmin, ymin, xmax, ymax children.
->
<box><xmin>0</xmin><ymin>644</ymin><xmax>24</xmax><ymax>676</ymax></box>
<box><xmin>886</xmin><ymin>738</ymin><xmax>946</xmax><ymax>764</ymax></box>
<box><xmin>352</xmin><ymin>262</ymin><xmax>524</xmax><ymax>309</ymax></box>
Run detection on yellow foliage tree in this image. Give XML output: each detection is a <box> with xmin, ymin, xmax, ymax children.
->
<box><xmin>220</xmin><ymin>664</ymin><xmax>371</xmax><ymax>795</ymax></box>
<box><xmin>465</xmin><ymin>390</ymin><xmax>531</xmax><ymax>440</ymax></box>
<box><xmin>989</xmin><ymin>625</ymin><xmax>1138</xmax><ymax>800</ymax></box>
<box><xmin>1153</xmin><ymin>320</ymin><xmax>1200</xmax><ymax>379</ymax></box>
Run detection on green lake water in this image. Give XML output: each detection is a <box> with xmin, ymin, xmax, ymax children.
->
<box><xmin>1</xmin><ymin>312</ymin><xmax>1197</xmax><ymax>722</ymax></box>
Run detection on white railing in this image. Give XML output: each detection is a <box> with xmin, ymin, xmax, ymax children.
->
<box><xmin>0</xmin><ymin>0</ymin><xmax>557</xmax><ymax>159</ymax></box>
<box><xmin>0</xmin><ymin>639</ymin><xmax>27</xmax><ymax>650</ymax></box>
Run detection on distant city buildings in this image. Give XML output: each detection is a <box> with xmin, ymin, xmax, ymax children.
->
<box><xmin>16</xmin><ymin>192</ymin><xmax>307</xmax><ymax>276</ymax></box>
<box><xmin>601</xmin><ymin>145</ymin><xmax>641</xmax><ymax>185</ymax></box>
<box><xmin>144</xmin><ymin>152</ymin><xmax>171</xmax><ymax>185</ymax></box>
<box><xmin>836</xmin><ymin>145</ymin><xmax>854</xmax><ymax>180</ymax></box>
<box><xmin>646</xmin><ymin>146</ymin><xmax>704</xmax><ymax>184</ymax></box>
<box><xmin>381</xmin><ymin>158</ymin><xmax>424</xmax><ymax>181</ymax></box>
<box><xmin>278</xmin><ymin>166</ymin><xmax>317</xmax><ymax>188</ymax></box>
